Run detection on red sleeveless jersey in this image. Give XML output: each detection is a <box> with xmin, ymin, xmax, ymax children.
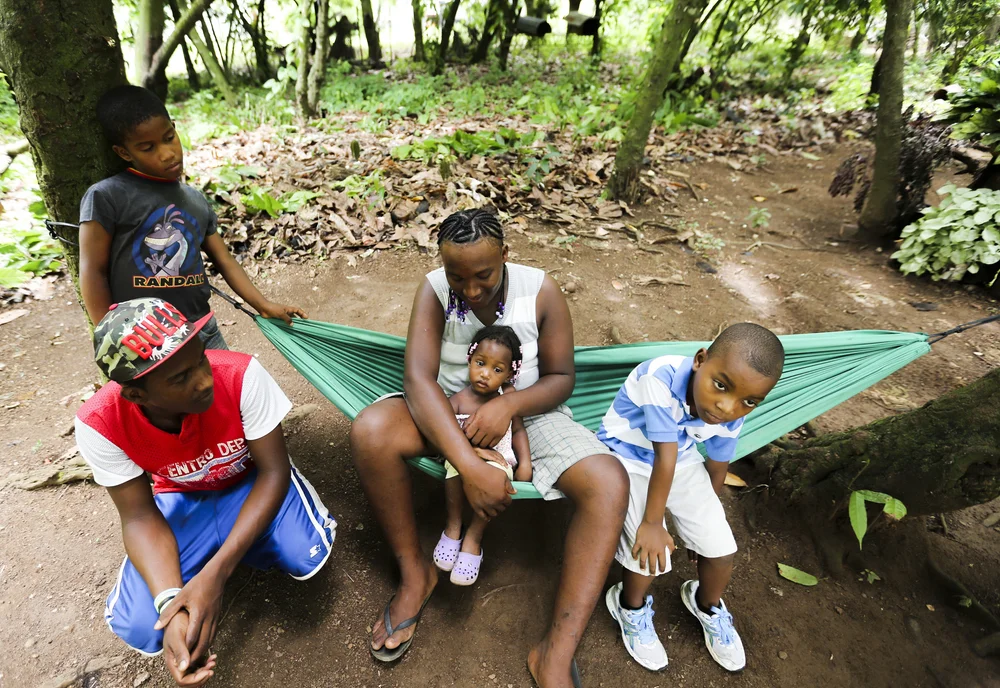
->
<box><xmin>77</xmin><ymin>350</ymin><xmax>258</xmax><ymax>493</ymax></box>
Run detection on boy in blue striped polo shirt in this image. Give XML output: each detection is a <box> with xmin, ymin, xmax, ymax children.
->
<box><xmin>597</xmin><ymin>323</ymin><xmax>784</xmax><ymax>673</ymax></box>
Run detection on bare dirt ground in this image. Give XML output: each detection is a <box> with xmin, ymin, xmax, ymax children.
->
<box><xmin>1</xmin><ymin>148</ymin><xmax>998</xmax><ymax>688</ymax></box>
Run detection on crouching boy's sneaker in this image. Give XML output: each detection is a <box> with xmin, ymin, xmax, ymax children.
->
<box><xmin>680</xmin><ymin>579</ymin><xmax>746</xmax><ymax>671</ymax></box>
<box><xmin>605</xmin><ymin>582</ymin><xmax>668</xmax><ymax>671</ymax></box>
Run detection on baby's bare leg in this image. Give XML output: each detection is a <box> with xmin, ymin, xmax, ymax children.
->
<box><xmin>444</xmin><ymin>476</ymin><xmax>464</xmax><ymax>540</ymax></box>
<box><xmin>461</xmin><ymin>513</ymin><xmax>488</xmax><ymax>555</ymax></box>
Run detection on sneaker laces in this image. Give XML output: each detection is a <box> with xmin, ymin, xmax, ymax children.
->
<box><xmin>708</xmin><ymin>604</ymin><xmax>736</xmax><ymax>646</ymax></box>
<box><xmin>624</xmin><ymin>596</ymin><xmax>658</xmax><ymax>645</ymax></box>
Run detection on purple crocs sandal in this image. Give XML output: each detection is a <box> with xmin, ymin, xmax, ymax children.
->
<box><xmin>433</xmin><ymin>532</ymin><xmax>462</xmax><ymax>572</ymax></box>
<box><xmin>450</xmin><ymin>550</ymin><xmax>484</xmax><ymax>586</ymax></box>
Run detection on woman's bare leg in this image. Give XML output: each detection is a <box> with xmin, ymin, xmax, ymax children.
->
<box><xmin>528</xmin><ymin>453</ymin><xmax>629</xmax><ymax>688</ymax></box>
<box><xmin>350</xmin><ymin>398</ymin><xmax>439</xmax><ymax>652</ymax></box>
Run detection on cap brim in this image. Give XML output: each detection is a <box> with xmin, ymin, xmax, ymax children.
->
<box><xmin>132</xmin><ymin>311</ymin><xmax>215</xmax><ymax>381</ymax></box>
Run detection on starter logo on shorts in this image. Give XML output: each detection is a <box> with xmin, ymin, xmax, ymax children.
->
<box><xmin>131</xmin><ymin>204</ymin><xmax>205</xmax><ymax>288</ymax></box>
<box><xmin>310</xmin><ymin>545</ymin><xmax>321</xmax><ymax>558</ymax></box>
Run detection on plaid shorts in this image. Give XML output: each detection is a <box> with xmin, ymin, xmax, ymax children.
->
<box><xmin>524</xmin><ymin>405</ymin><xmax>611</xmax><ymax>500</ymax></box>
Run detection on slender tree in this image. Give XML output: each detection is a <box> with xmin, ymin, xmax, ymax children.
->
<box><xmin>432</xmin><ymin>0</ymin><xmax>462</xmax><ymax>74</ymax></box>
<box><xmin>497</xmin><ymin>0</ymin><xmax>521</xmax><ymax>70</ymax></box>
<box><xmin>135</xmin><ymin>0</ymin><xmax>168</xmax><ymax>99</ymax></box>
<box><xmin>0</xmin><ymin>0</ymin><xmax>127</xmax><ymax>299</ymax></box>
<box><xmin>858</xmin><ymin>0</ymin><xmax>910</xmax><ymax>237</ymax></box>
<box><xmin>360</xmin><ymin>0</ymin><xmax>383</xmax><ymax>67</ymax></box>
<box><xmin>168</xmin><ymin>0</ymin><xmax>202</xmax><ymax>89</ymax></box>
<box><xmin>306</xmin><ymin>0</ymin><xmax>330</xmax><ymax>114</ymax></box>
<box><xmin>142</xmin><ymin>0</ymin><xmax>215</xmax><ymax>89</ymax></box>
<box><xmin>411</xmin><ymin>0</ymin><xmax>426</xmax><ymax>60</ymax></box>
<box><xmin>295</xmin><ymin>0</ymin><xmax>313</xmax><ymax>113</ymax></box>
<box><xmin>177</xmin><ymin>0</ymin><xmax>237</xmax><ymax>104</ymax></box>
<box><xmin>608</xmin><ymin>0</ymin><xmax>710</xmax><ymax>202</ymax></box>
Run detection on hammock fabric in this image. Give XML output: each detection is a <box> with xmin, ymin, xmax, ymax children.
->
<box><xmin>254</xmin><ymin>317</ymin><xmax>931</xmax><ymax>500</ymax></box>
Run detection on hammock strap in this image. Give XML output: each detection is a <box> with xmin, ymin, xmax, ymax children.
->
<box><xmin>927</xmin><ymin>313</ymin><xmax>1000</xmax><ymax>344</ymax></box>
<box><xmin>209</xmin><ymin>283</ymin><xmax>258</xmax><ymax>318</ymax></box>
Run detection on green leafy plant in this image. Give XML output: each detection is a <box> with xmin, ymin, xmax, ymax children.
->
<box><xmin>0</xmin><ymin>228</ymin><xmax>62</xmax><ymax>286</ymax></box>
<box><xmin>943</xmin><ymin>61</ymin><xmax>1000</xmax><ymax>156</ymax></box>
<box><xmin>849</xmin><ymin>490</ymin><xmax>907</xmax><ymax>550</ymax></box>
<box><xmin>863</xmin><ymin>569</ymin><xmax>882</xmax><ymax>584</ymax></box>
<box><xmin>892</xmin><ymin>185</ymin><xmax>1000</xmax><ymax>283</ymax></box>
<box><xmin>333</xmin><ymin>171</ymin><xmax>387</xmax><ymax>207</ymax></box>
<box><xmin>747</xmin><ymin>206</ymin><xmax>771</xmax><ymax>229</ymax></box>
<box><xmin>243</xmin><ymin>186</ymin><xmax>285</xmax><ymax>218</ymax></box>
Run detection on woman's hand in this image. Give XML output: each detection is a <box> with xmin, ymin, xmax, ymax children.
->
<box><xmin>463</xmin><ymin>395</ymin><xmax>515</xmax><ymax>448</ymax></box>
<box><xmin>461</xmin><ymin>458</ymin><xmax>515</xmax><ymax>520</ymax></box>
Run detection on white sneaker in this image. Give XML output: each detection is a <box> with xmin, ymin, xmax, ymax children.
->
<box><xmin>605</xmin><ymin>582</ymin><xmax>668</xmax><ymax>671</ymax></box>
<box><xmin>679</xmin><ymin>579</ymin><xmax>746</xmax><ymax>672</ymax></box>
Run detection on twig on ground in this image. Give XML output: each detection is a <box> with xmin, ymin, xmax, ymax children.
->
<box><xmin>939</xmin><ymin>513</ymin><xmax>950</xmax><ymax>537</ymax></box>
<box><xmin>480</xmin><ymin>582</ymin><xmax>526</xmax><ymax>606</ymax></box>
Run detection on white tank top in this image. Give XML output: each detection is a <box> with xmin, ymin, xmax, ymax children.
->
<box><xmin>426</xmin><ymin>262</ymin><xmax>545</xmax><ymax>396</ymax></box>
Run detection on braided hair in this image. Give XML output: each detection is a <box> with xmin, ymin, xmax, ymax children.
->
<box><xmin>437</xmin><ymin>208</ymin><xmax>504</xmax><ymax>247</ymax></box>
<box><xmin>467</xmin><ymin>325</ymin><xmax>523</xmax><ymax>383</ymax></box>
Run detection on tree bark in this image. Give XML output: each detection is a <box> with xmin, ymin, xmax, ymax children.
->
<box><xmin>850</xmin><ymin>1</ymin><xmax>871</xmax><ymax>52</ymax></box>
<box><xmin>177</xmin><ymin>0</ymin><xmax>236</xmax><ymax>104</ymax></box>
<box><xmin>168</xmin><ymin>0</ymin><xmax>201</xmax><ymax>89</ymax></box>
<box><xmin>607</xmin><ymin>0</ymin><xmax>709</xmax><ymax>202</ymax></box>
<box><xmin>472</xmin><ymin>0</ymin><xmax>502</xmax><ymax>64</ymax></box>
<box><xmin>0</xmin><ymin>0</ymin><xmax>127</xmax><ymax>308</ymax></box>
<box><xmin>858</xmin><ymin>0</ymin><xmax>910</xmax><ymax>238</ymax></box>
<box><xmin>411</xmin><ymin>0</ymin><xmax>425</xmax><ymax>60</ymax></box>
<box><xmin>295</xmin><ymin>0</ymin><xmax>313</xmax><ymax>114</ymax></box>
<box><xmin>360</xmin><ymin>0</ymin><xmax>383</xmax><ymax>67</ymax></box>
<box><xmin>782</xmin><ymin>1</ymin><xmax>815</xmax><ymax>86</ymax></box>
<box><xmin>432</xmin><ymin>0</ymin><xmax>461</xmax><ymax>74</ymax></box>
<box><xmin>135</xmin><ymin>0</ymin><xmax>167</xmax><ymax>100</ymax></box>
<box><xmin>591</xmin><ymin>0</ymin><xmax>604</xmax><ymax>58</ymax></box>
<box><xmin>306</xmin><ymin>0</ymin><xmax>329</xmax><ymax>114</ymax></box>
<box><xmin>143</xmin><ymin>0</ymin><xmax>213</xmax><ymax>90</ymax></box>
<box><xmin>497</xmin><ymin>0</ymin><xmax>520</xmax><ymax>70</ymax></box>
<box><xmin>752</xmin><ymin>367</ymin><xmax>1000</xmax><ymax>518</ymax></box>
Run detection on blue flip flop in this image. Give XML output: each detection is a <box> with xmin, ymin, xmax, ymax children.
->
<box><xmin>369</xmin><ymin>593</ymin><xmax>432</xmax><ymax>663</ymax></box>
<box><xmin>571</xmin><ymin>658</ymin><xmax>583</xmax><ymax>687</ymax></box>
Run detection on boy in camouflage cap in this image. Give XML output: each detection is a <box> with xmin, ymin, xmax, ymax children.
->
<box><xmin>77</xmin><ymin>298</ymin><xmax>336</xmax><ymax>686</ymax></box>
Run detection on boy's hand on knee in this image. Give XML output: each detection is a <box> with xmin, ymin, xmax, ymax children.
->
<box><xmin>163</xmin><ymin>611</ymin><xmax>217</xmax><ymax>687</ymax></box>
<box><xmin>632</xmin><ymin>521</ymin><xmax>675</xmax><ymax>575</ymax></box>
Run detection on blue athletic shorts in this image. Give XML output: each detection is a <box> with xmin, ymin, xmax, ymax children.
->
<box><xmin>103</xmin><ymin>464</ymin><xmax>336</xmax><ymax>655</ymax></box>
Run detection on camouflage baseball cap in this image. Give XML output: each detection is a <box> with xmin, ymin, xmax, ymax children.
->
<box><xmin>93</xmin><ymin>298</ymin><xmax>213</xmax><ymax>383</ymax></box>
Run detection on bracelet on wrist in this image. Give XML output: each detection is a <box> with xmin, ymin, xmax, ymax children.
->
<box><xmin>153</xmin><ymin>587</ymin><xmax>182</xmax><ymax>615</ymax></box>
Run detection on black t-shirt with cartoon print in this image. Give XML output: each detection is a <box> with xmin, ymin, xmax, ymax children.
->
<box><xmin>80</xmin><ymin>169</ymin><xmax>218</xmax><ymax>320</ymax></box>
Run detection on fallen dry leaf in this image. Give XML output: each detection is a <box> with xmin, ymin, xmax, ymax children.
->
<box><xmin>611</xmin><ymin>280</ymin><xmax>625</xmax><ymax>290</ymax></box>
<box><xmin>0</xmin><ymin>309</ymin><xmax>28</xmax><ymax>326</ymax></box>
<box><xmin>724</xmin><ymin>473</ymin><xmax>747</xmax><ymax>487</ymax></box>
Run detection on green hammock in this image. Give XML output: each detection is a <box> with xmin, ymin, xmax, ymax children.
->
<box><xmin>253</xmin><ymin>316</ymin><xmax>931</xmax><ymax>500</ymax></box>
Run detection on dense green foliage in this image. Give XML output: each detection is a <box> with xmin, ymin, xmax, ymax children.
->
<box><xmin>893</xmin><ymin>185</ymin><xmax>1000</xmax><ymax>282</ymax></box>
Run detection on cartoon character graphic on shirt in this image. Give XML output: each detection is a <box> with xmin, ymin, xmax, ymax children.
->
<box><xmin>164</xmin><ymin>437</ymin><xmax>253</xmax><ymax>487</ymax></box>
<box><xmin>143</xmin><ymin>205</ymin><xmax>189</xmax><ymax>276</ymax></box>
<box><xmin>131</xmin><ymin>204</ymin><xmax>204</xmax><ymax>288</ymax></box>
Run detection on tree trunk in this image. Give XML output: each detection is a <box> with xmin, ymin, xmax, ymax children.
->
<box><xmin>927</xmin><ymin>9</ymin><xmax>941</xmax><ymax>54</ymax></box>
<box><xmin>233</xmin><ymin>0</ymin><xmax>272</xmax><ymax>82</ymax></box>
<box><xmin>753</xmin><ymin>367</ymin><xmax>1000</xmax><ymax>518</ymax></box>
<box><xmin>177</xmin><ymin>0</ymin><xmax>236</xmax><ymax>104</ymax></box>
<box><xmin>590</xmin><ymin>0</ymin><xmax>604</xmax><ymax>58</ymax></box>
<box><xmin>782</xmin><ymin>2</ymin><xmax>815</xmax><ymax>86</ymax></box>
<box><xmin>306</xmin><ymin>0</ymin><xmax>329</xmax><ymax>113</ymax></box>
<box><xmin>565</xmin><ymin>0</ymin><xmax>581</xmax><ymax>45</ymax></box>
<box><xmin>858</xmin><ymin>0</ymin><xmax>910</xmax><ymax>238</ymax></box>
<box><xmin>411</xmin><ymin>0</ymin><xmax>425</xmax><ymax>60</ymax></box>
<box><xmin>360</xmin><ymin>0</ymin><xmax>383</xmax><ymax>67</ymax></box>
<box><xmin>850</xmin><ymin>1</ymin><xmax>871</xmax><ymax>52</ymax></box>
<box><xmin>471</xmin><ymin>0</ymin><xmax>502</xmax><ymax>64</ymax></box>
<box><xmin>295</xmin><ymin>0</ymin><xmax>313</xmax><ymax>114</ymax></box>
<box><xmin>709</xmin><ymin>0</ymin><xmax>734</xmax><ymax>53</ymax></box>
<box><xmin>168</xmin><ymin>0</ymin><xmax>201</xmax><ymax>89</ymax></box>
<box><xmin>135</xmin><ymin>0</ymin><xmax>167</xmax><ymax>99</ymax></box>
<box><xmin>143</xmin><ymin>0</ymin><xmax>213</xmax><ymax>90</ymax></box>
<box><xmin>497</xmin><ymin>0</ymin><xmax>520</xmax><ymax>70</ymax></box>
<box><xmin>607</xmin><ymin>0</ymin><xmax>709</xmax><ymax>202</ymax></box>
<box><xmin>433</xmin><ymin>0</ymin><xmax>461</xmax><ymax>74</ymax></box>
<box><xmin>0</xmin><ymin>0</ymin><xmax>127</xmax><ymax>310</ymax></box>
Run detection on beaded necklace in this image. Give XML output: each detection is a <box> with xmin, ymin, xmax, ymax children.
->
<box><xmin>445</xmin><ymin>265</ymin><xmax>507</xmax><ymax>323</ymax></box>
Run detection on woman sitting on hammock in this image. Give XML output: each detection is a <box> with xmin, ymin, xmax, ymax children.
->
<box><xmin>351</xmin><ymin>208</ymin><xmax>628</xmax><ymax>687</ymax></box>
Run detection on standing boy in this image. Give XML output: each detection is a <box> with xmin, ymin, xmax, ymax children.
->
<box><xmin>79</xmin><ymin>85</ymin><xmax>304</xmax><ymax>349</ymax></box>
<box><xmin>76</xmin><ymin>298</ymin><xmax>335</xmax><ymax>686</ymax></box>
<box><xmin>598</xmin><ymin>323</ymin><xmax>784</xmax><ymax>672</ymax></box>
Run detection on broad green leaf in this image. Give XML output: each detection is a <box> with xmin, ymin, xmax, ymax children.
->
<box><xmin>883</xmin><ymin>497</ymin><xmax>907</xmax><ymax>521</ymax></box>
<box><xmin>855</xmin><ymin>489</ymin><xmax>890</xmax><ymax>504</ymax></box>
<box><xmin>0</xmin><ymin>266</ymin><xmax>28</xmax><ymax>287</ymax></box>
<box><xmin>777</xmin><ymin>563</ymin><xmax>818</xmax><ymax>586</ymax></box>
<box><xmin>849</xmin><ymin>491</ymin><xmax>867</xmax><ymax>549</ymax></box>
